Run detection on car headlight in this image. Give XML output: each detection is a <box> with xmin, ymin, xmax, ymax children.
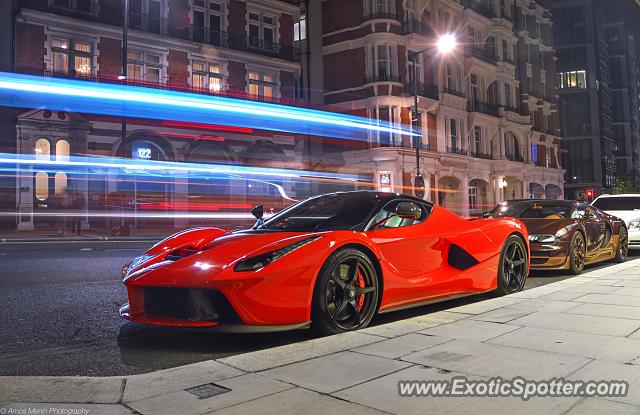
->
<box><xmin>529</xmin><ymin>234</ymin><xmax>556</xmax><ymax>243</ymax></box>
<box><xmin>234</xmin><ymin>236</ymin><xmax>322</xmax><ymax>272</ymax></box>
<box><xmin>629</xmin><ymin>219</ymin><xmax>640</xmax><ymax>231</ymax></box>
<box><xmin>122</xmin><ymin>254</ymin><xmax>154</xmax><ymax>279</ymax></box>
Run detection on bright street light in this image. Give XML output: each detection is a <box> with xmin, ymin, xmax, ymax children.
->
<box><xmin>437</xmin><ymin>33</ymin><xmax>457</xmax><ymax>55</ymax></box>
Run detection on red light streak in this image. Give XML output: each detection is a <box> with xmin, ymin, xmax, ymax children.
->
<box><xmin>162</xmin><ymin>120</ymin><xmax>253</xmax><ymax>133</ymax></box>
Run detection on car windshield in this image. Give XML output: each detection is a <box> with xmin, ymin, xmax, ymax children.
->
<box><xmin>257</xmin><ymin>193</ymin><xmax>377</xmax><ymax>231</ymax></box>
<box><xmin>491</xmin><ymin>203</ymin><xmax>572</xmax><ymax>219</ymax></box>
<box><xmin>593</xmin><ymin>197</ymin><xmax>640</xmax><ymax>211</ymax></box>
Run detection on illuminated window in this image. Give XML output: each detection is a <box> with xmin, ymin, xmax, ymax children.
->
<box><xmin>248</xmin><ymin>70</ymin><xmax>277</xmax><ymax>100</ymax></box>
<box><xmin>54</xmin><ymin>172</ymin><xmax>68</xmax><ymax>195</ymax></box>
<box><xmin>294</xmin><ymin>13</ymin><xmax>307</xmax><ymax>42</ymax></box>
<box><xmin>56</xmin><ymin>139</ymin><xmax>70</xmax><ymax>161</ymax></box>
<box><xmin>51</xmin><ymin>38</ymin><xmax>93</xmax><ymax>76</ymax></box>
<box><xmin>192</xmin><ymin>61</ymin><xmax>224</xmax><ymax>93</ymax></box>
<box><xmin>35</xmin><ymin>138</ymin><xmax>51</xmax><ymax>160</ymax></box>
<box><xmin>557</xmin><ymin>70</ymin><xmax>587</xmax><ymax>89</ymax></box>
<box><xmin>35</xmin><ymin>172</ymin><xmax>49</xmax><ymax>201</ymax></box>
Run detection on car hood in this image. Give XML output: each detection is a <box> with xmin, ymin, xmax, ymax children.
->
<box><xmin>599</xmin><ymin>210</ymin><xmax>640</xmax><ymax>225</ymax></box>
<box><xmin>125</xmin><ymin>230</ymin><xmax>322</xmax><ymax>284</ymax></box>
<box><xmin>520</xmin><ymin>218</ymin><xmax>572</xmax><ymax>235</ymax></box>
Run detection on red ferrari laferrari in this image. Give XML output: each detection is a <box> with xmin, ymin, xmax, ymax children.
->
<box><xmin>120</xmin><ymin>191</ymin><xmax>529</xmax><ymax>334</ymax></box>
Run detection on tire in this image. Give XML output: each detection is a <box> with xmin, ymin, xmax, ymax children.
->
<box><xmin>614</xmin><ymin>226</ymin><xmax>628</xmax><ymax>263</ymax></box>
<box><xmin>496</xmin><ymin>234</ymin><xmax>528</xmax><ymax>295</ymax></box>
<box><xmin>311</xmin><ymin>248</ymin><xmax>379</xmax><ymax>335</ymax></box>
<box><xmin>568</xmin><ymin>231</ymin><xmax>586</xmax><ymax>275</ymax></box>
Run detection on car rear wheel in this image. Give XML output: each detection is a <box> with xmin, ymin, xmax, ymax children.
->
<box><xmin>568</xmin><ymin>232</ymin><xmax>586</xmax><ymax>275</ymax></box>
<box><xmin>496</xmin><ymin>235</ymin><xmax>528</xmax><ymax>295</ymax></box>
<box><xmin>614</xmin><ymin>226</ymin><xmax>628</xmax><ymax>263</ymax></box>
<box><xmin>311</xmin><ymin>248</ymin><xmax>379</xmax><ymax>335</ymax></box>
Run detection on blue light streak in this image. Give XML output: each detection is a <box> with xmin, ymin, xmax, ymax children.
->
<box><xmin>0</xmin><ymin>72</ymin><xmax>418</xmax><ymax>141</ymax></box>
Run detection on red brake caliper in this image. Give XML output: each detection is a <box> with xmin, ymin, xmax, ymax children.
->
<box><xmin>357</xmin><ymin>271</ymin><xmax>365</xmax><ymax>310</ymax></box>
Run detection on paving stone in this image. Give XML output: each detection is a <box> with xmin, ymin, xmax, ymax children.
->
<box><xmin>538</xmin><ymin>289</ymin><xmax>590</xmax><ymax>301</ymax></box>
<box><xmin>573</xmin><ymin>279</ymin><xmax>623</xmax><ymax>286</ymax></box>
<box><xmin>360</xmin><ymin>317</ymin><xmax>445</xmax><ymax>338</ymax></box>
<box><xmin>128</xmin><ymin>373</ymin><xmax>292</xmax><ymax>415</ymax></box>
<box><xmin>217</xmin><ymin>331</ymin><xmax>385</xmax><ymax>372</ymax></box>
<box><xmin>445</xmin><ymin>296</ymin><xmax>524</xmax><ymax>315</ymax></box>
<box><xmin>569</xmin><ymin>360</ymin><xmax>640</xmax><ymax>406</ymax></box>
<box><xmin>613</xmin><ymin>280</ymin><xmax>640</xmax><ymax>288</ymax></box>
<box><xmin>567</xmin><ymin>303</ymin><xmax>640</xmax><ymax>320</ymax></box>
<box><xmin>334</xmin><ymin>365</ymin><xmax>580</xmax><ymax>415</ymax></box>
<box><xmin>509</xmin><ymin>284</ymin><xmax>571</xmax><ymax>299</ymax></box>
<box><xmin>567</xmin><ymin>284</ymin><xmax>622</xmax><ymax>294</ymax></box>
<box><xmin>574</xmin><ymin>294</ymin><xmax>640</xmax><ymax>307</ymax></box>
<box><xmin>211</xmin><ymin>386</ymin><xmax>388</xmax><ymax>415</ymax></box>
<box><xmin>0</xmin><ymin>403</ymin><xmax>134</xmax><ymax>415</ymax></box>
<box><xmin>401</xmin><ymin>338</ymin><xmax>590</xmax><ymax>380</ymax></box>
<box><xmin>468</xmin><ymin>308</ymin><xmax>534</xmax><ymax>323</ymax></box>
<box><xmin>123</xmin><ymin>360</ymin><xmax>243</xmax><ymax>402</ymax></box>
<box><xmin>612</xmin><ymin>287</ymin><xmax>640</xmax><ymax>297</ymax></box>
<box><xmin>263</xmin><ymin>351</ymin><xmax>412</xmax><ymax>394</ymax></box>
<box><xmin>508</xmin><ymin>311</ymin><xmax>640</xmax><ymax>336</ymax></box>
<box><xmin>0</xmin><ymin>376</ymin><xmax>124</xmax><ymax>403</ymax></box>
<box><xmin>352</xmin><ymin>333</ymin><xmax>452</xmax><ymax>359</ymax></box>
<box><xmin>564</xmin><ymin>398</ymin><xmax>640</xmax><ymax>415</ymax></box>
<box><xmin>487</xmin><ymin>326</ymin><xmax>640</xmax><ymax>362</ymax></box>
<box><xmin>504</xmin><ymin>299</ymin><xmax>582</xmax><ymax>313</ymax></box>
<box><xmin>418</xmin><ymin>319</ymin><xmax>522</xmax><ymax>341</ymax></box>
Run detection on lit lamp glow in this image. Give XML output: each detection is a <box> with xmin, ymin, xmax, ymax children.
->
<box><xmin>437</xmin><ymin>33</ymin><xmax>457</xmax><ymax>55</ymax></box>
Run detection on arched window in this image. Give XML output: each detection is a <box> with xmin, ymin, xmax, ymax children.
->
<box><xmin>56</xmin><ymin>139</ymin><xmax>70</xmax><ymax>161</ymax></box>
<box><xmin>55</xmin><ymin>172</ymin><xmax>68</xmax><ymax>195</ymax></box>
<box><xmin>35</xmin><ymin>172</ymin><xmax>49</xmax><ymax>201</ymax></box>
<box><xmin>35</xmin><ymin>138</ymin><xmax>50</xmax><ymax>160</ymax></box>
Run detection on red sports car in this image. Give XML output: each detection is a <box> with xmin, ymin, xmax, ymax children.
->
<box><xmin>120</xmin><ymin>191</ymin><xmax>529</xmax><ymax>334</ymax></box>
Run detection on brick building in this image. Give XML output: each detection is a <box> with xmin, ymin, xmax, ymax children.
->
<box><xmin>312</xmin><ymin>0</ymin><xmax>564</xmax><ymax>215</ymax></box>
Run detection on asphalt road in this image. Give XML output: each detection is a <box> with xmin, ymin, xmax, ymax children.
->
<box><xmin>0</xmin><ymin>241</ymin><xmax>634</xmax><ymax>377</ymax></box>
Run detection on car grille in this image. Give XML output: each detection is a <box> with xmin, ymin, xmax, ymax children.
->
<box><xmin>144</xmin><ymin>287</ymin><xmax>240</xmax><ymax>323</ymax></box>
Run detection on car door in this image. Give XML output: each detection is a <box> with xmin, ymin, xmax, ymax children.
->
<box><xmin>365</xmin><ymin>199</ymin><xmax>456</xmax><ymax>306</ymax></box>
<box><xmin>581</xmin><ymin>205</ymin><xmax>606</xmax><ymax>255</ymax></box>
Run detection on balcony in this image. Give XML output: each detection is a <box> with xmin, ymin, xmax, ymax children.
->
<box><xmin>187</xmin><ymin>27</ymin><xmax>299</xmax><ymax>61</ymax></box>
<box><xmin>465</xmin><ymin>46</ymin><xmax>497</xmax><ymax>65</ymax></box>
<box><xmin>505</xmin><ymin>152</ymin><xmax>524</xmax><ymax>162</ymax></box>
<box><xmin>363</xmin><ymin>11</ymin><xmax>401</xmax><ymax>21</ymax></box>
<box><xmin>366</xmin><ymin>74</ymin><xmax>402</xmax><ymax>84</ymax></box>
<box><xmin>467</xmin><ymin>100</ymin><xmax>499</xmax><ymax>117</ymax></box>
<box><xmin>402</xmin><ymin>19</ymin><xmax>433</xmax><ymax>36</ymax></box>
<box><xmin>49</xmin><ymin>2</ymin><xmax>98</xmax><ymax>20</ymax></box>
<box><xmin>470</xmin><ymin>150</ymin><xmax>493</xmax><ymax>160</ymax></box>
<box><xmin>442</xmin><ymin>87</ymin><xmax>466</xmax><ymax>98</ymax></box>
<box><xmin>447</xmin><ymin>146</ymin><xmax>468</xmax><ymax>156</ymax></box>
<box><xmin>464</xmin><ymin>0</ymin><xmax>496</xmax><ymax>19</ymax></box>
<box><xmin>129</xmin><ymin>13</ymin><xmax>165</xmax><ymax>34</ymax></box>
<box><xmin>407</xmin><ymin>83</ymin><xmax>439</xmax><ymax>100</ymax></box>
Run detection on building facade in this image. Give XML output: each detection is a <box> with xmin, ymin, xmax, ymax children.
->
<box><xmin>5</xmin><ymin>0</ymin><xmax>304</xmax><ymax>230</ymax></box>
<box><xmin>552</xmin><ymin>0</ymin><xmax>640</xmax><ymax>199</ymax></box>
<box><xmin>317</xmin><ymin>0</ymin><xmax>564</xmax><ymax>216</ymax></box>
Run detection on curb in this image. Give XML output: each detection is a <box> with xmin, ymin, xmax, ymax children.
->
<box><xmin>0</xmin><ymin>236</ymin><xmax>160</xmax><ymax>243</ymax></box>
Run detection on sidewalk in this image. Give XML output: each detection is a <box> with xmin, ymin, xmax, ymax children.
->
<box><xmin>2</xmin><ymin>260</ymin><xmax>640</xmax><ymax>414</ymax></box>
<box><xmin>0</xmin><ymin>228</ymin><xmax>172</xmax><ymax>243</ymax></box>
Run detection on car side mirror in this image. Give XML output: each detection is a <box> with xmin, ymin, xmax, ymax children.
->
<box><xmin>251</xmin><ymin>205</ymin><xmax>264</xmax><ymax>219</ymax></box>
<box><xmin>395</xmin><ymin>202</ymin><xmax>421</xmax><ymax>219</ymax></box>
<box><xmin>482</xmin><ymin>211</ymin><xmax>493</xmax><ymax>218</ymax></box>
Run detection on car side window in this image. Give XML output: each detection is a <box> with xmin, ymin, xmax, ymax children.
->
<box><xmin>368</xmin><ymin>200</ymin><xmax>429</xmax><ymax>230</ymax></box>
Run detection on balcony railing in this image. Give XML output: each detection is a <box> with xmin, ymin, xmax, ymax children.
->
<box><xmin>470</xmin><ymin>150</ymin><xmax>493</xmax><ymax>160</ymax></box>
<box><xmin>506</xmin><ymin>152</ymin><xmax>524</xmax><ymax>162</ymax></box>
<box><xmin>447</xmin><ymin>146</ymin><xmax>468</xmax><ymax>155</ymax></box>
<box><xmin>408</xmin><ymin>83</ymin><xmax>439</xmax><ymax>100</ymax></box>
<box><xmin>464</xmin><ymin>0</ymin><xmax>496</xmax><ymax>18</ymax></box>
<box><xmin>467</xmin><ymin>100</ymin><xmax>499</xmax><ymax>117</ymax></box>
<box><xmin>465</xmin><ymin>46</ymin><xmax>497</xmax><ymax>65</ymax></box>
<box><xmin>443</xmin><ymin>87</ymin><xmax>466</xmax><ymax>98</ymax></box>
<box><xmin>49</xmin><ymin>2</ymin><xmax>98</xmax><ymax>19</ymax></box>
<box><xmin>402</xmin><ymin>19</ymin><xmax>433</xmax><ymax>36</ymax></box>
<box><xmin>363</xmin><ymin>11</ymin><xmax>401</xmax><ymax>21</ymax></box>
<box><xmin>366</xmin><ymin>74</ymin><xmax>402</xmax><ymax>83</ymax></box>
<box><xmin>128</xmin><ymin>13</ymin><xmax>165</xmax><ymax>34</ymax></box>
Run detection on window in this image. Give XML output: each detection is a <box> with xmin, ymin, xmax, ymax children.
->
<box><xmin>541</xmin><ymin>75</ymin><xmax>547</xmax><ymax>97</ymax></box>
<box><xmin>504</xmin><ymin>83</ymin><xmax>512</xmax><ymax>107</ymax></box>
<box><xmin>56</xmin><ymin>139</ymin><xmax>70</xmax><ymax>161</ymax></box>
<box><xmin>193</xmin><ymin>0</ymin><xmax>225</xmax><ymax>45</ymax></box>
<box><xmin>54</xmin><ymin>172</ymin><xmax>68</xmax><ymax>195</ymax></box>
<box><xmin>51</xmin><ymin>0</ymin><xmax>93</xmax><ymax>14</ymax></box>
<box><xmin>502</xmin><ymin>39</ymin><xmax>509</xmax><ymax>61</ymax></box>
<box><xmin>370</xmin><ymin>44</ymin><xmax>393</xmax><ymax>81</ymax></box>
<box><xmin>367</xmin><ymin>0</ymin><xmax>392</xmax><ymax>17</ymax></box>
<box><xmin>51</xmin><ymin>38</ymin><xmax>92</xmax><ymax>76</ymax></box>
<box><xmin>526</xmin><ymin>43</ymin><xmax>531</xmax><ymax>63</ymax></box>
<box><xmin>469</xmin><ymin>186</ymin><xmax>478</xmax><ymax>212</ymax></box>
<box><xmin>499</xmin><ymin>0</ymin><xmax>508</xmax><ymax>18</ymax></box>
<box><xmin>557</xmin><ymin>70</ymin><xmax>587</xmax><ymax>89</ymax></box>
<box><xmin>531</xmin><ymin>143</ymin><xmax>537</xmax><ymax>163</ymax></box>
<box><xmin>249</xmin><ymin>11</ymin><xmax>277</xmax><ymax>52</ymax></box>
<box><xmin>35</xmin><ymin>138</ymin><xmax>51</xmax><ymax>160</ymax></box>
<box><xmin>543</xmin><ymin>113</ymin><xmax>550</xmax><ymax>132</ymax></box>
<box><xmin>474</xmin><ymin>126</ymin><xmax>482</xmax><ymax>153</ymax></box>
<box><xmin>368</xmin><ymin>106</ymin><xmax>398</xmax><ymax>146</ymax></box>
<box><xmin>446</xmin><ymin>62</ymin><xmax>455</xmax><ymax>90</ymax></box>
<box><xmin>129</xmin><ymin>0</ymin><xmax>162</xmax><ymax>33</ymax></box>
<box><xmin>369</xmin><ymin>200</ymin><xmax>428</xmax><ymax>230</ymax></box>
<box><xmin>192</xmin><ymin>61</ymin><xmax>224</xmax><ymax>92</ymax></box>
<box><xmin>540</xmin><ymin>51</ymin><xmax>545</xmax><ymax>69</ymax></box>
<box><xmin>450</xmin><ymin>118</ymin><xmax>458</xmax><ymax>149</ymax></box>
<box><xmin>467</xmin><ymin>27</ymin><xmax>477</xmax><ymax>45</ymax></box>
<box><xmin>35</xmin><ymin>172</ymin><xmax>49</xmax><ymax>201</ymax></box>
<box><xmin>294</xmin><ymin>13</ymin><xmax>306</xmax><ymax>41</ymax></box>
<box><xmin>248</xmin><ymin>70</ymin><xmax>277</xmax><ymax>100</ymax></box>
<box><xmin>127</xmin><ymin>50</ymin><xmax>163</xmax><ymax>83</ymax></box>
<box><xmin>470</xmin><ymin>73</ymin><xmax>479</xmax><ymax>106</ymax></box>
<box><xmin>408</xmin><ymin>51</ymin><xmax>423</xmax><ymax>85</ymax></box>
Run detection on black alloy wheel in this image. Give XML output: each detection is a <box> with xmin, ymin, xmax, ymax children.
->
<box><xmin>569</xmin><ymin>231</ymin><xmax>586</xmax><ymax>275</ymax></box>
<box><xmin>311</xmin><ymin>248</ymin><xmax>379</xmax><ymax>335</ymax></box>
<box><xmin>496</xmin><ymin>235</ymin><xmax>528</xmax><ymax>295</ymax></box>
<box><xmin>614</xmin><ymin>226</ymin><xmax>629</xmax><ymax>263</ymax></box>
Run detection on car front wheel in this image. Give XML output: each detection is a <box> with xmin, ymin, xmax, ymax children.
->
<box><xmin>496</xmin><ymin>235</ymin><xmax>528</xmax><ymax>295</ymax></box>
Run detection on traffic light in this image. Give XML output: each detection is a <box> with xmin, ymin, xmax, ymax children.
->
<box><xmin>585</xmin><ymin>189</ymin><xmax>594</xmax><ymax>202</ymax></box>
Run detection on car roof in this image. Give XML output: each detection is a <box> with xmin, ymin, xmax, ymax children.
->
<box><xmin>319</xmin><ymin>190</ymin><xmax>433</xmax><ymax>206</ymax></box>
<box><xmin>500</xmin><ymin>199</ymin><xmax>576</xmax><ymax>207</ymax></box>
<box><xmin>594</xmin><ymin>194</ymin><xmax>640</xmax><ymax>198</ymax></box>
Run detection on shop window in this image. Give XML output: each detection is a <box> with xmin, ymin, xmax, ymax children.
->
<box><xmin>35</xmin><ymin>138</ymin><xmax>51</xmax><ymax>160</ymax></box>
<box><xmin>56</xmin><ymin>139</ymin><xmax>70</xmax><ymax>161</ymax></box>
<box><xmin>55</xmin><ymin>172</ymin><xmax>68</xmax><ymax>195</ymax></box>
<box><xmin>35</xmin><ymin>172</ymin><xmax>49</xmax><ymax>201</ymax></box>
